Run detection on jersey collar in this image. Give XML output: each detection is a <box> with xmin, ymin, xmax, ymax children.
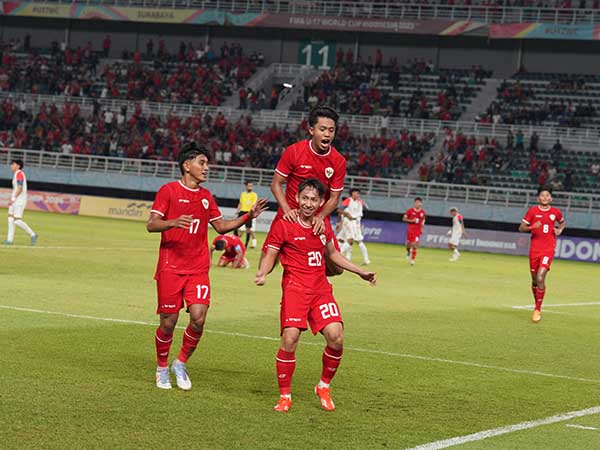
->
<box><xmin>537</xmin><ymin>205</ymin><xmax>551</xmax><ymax>212</ymax></box>
<box><xmin>178</xmin><ymin>180</ymin><xmax>199</xmax><ymax>192</ymax></box>
<box><xmin>309</xmin><ymin>140</ymin><xmax>331</xmax><ymax>157</ymax></box>
<box><xmin>297</xmin><ymin>216</ymin><xmax>312</xmax><ymax>229</ymax></box>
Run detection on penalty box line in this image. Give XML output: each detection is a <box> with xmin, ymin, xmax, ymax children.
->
<box><xmin>2</xmin><ymin>304</ymin><xmax>600</xmax><ymax>386</ymax></box>
<box><xmin>404</xmin><ymin>405</ymin><xmax>600</xmax><ymax>450</ymax></box>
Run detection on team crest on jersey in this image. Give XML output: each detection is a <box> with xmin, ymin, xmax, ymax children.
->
<box><xmin>325</xmin><ymin>167</ymin><xmax>334</xmax><ymax>179</ymax></box>
<box><xmin>319</xmin><ymin>234</ymin><xmax>327</xmax><ymax>245</ymax></box>
<box><xmin>550</xmin><ymin>214</ymin><xmax>556</xmax><ymax>221</ymax></box>
<box><xmin>202</xmin><ymin>199</ymin><xmax>209</xmax><ymax>209</ymax></box>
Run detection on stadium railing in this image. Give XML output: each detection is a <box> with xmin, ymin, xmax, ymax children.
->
<box><xmin>5</xmin><ymin>91</ymin><xmax>600</xmax><ymax>148</ymax></box>
<box><xmin>30</xmin><ymin>0</ymin><xmax>600</xmax><ymax>25</ymax></box>
<box><xmin>2</xmin><ymin>148</ymin><xmax>598</xmax><ymax>213</ymax></box>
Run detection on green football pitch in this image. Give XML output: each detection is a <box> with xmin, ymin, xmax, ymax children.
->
<box><xmin>1</xmin><ymin>210</ymin><xmax>599</xmax><ymax>450</ymax></box>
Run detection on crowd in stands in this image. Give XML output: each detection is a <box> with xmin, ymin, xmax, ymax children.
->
<box><xmin>419</xmin><ymin>128</ymin><xmax>600</xmax><ymax>192</ymax></box>
<box><xmin>0</xmin><ymin>99</ymin><xmax>434</xmax><ymax>178</ymax></box>
<box><xmin>477</xmin><ymin>72</ymin><xmax>599</xmax><ymax>127</ymax></box>
<box><xmin>296</xmin><ymin>51</ymin><xmax>488</xmax><ymax>121</ymax></box>
<box><xmin>0</xmin><ymin>37</ymin><xmax>259</xmax><ymax>107</ymax></box>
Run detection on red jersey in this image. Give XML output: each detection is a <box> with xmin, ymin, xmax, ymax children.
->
<box><xmin>151</xmin><ymin>180</ymin><xmax>222</xmax><ymax>276</ymax></box>
<box><xmin>265</xmin><ymin>216</ymin><xmax>335</xmax><ymax>293</ymax></box>
<box><xmin>212</xmin><ymin>234</ymin><xmax>246</xmax><ymax>258</ymax></box>
<box><xmin>275</xmin><ymin>139</ymin><xmax>346</xmax><ymax>212</ymax></box>
<box><xmin>405</xmin><ymin>207</ymin><xmax>426</xmax><ymax>235</ymax></box>
<box><xmin>522</xmin><ymin>205</ymin><xmax>564</xmax><ymax>255</ymax></box>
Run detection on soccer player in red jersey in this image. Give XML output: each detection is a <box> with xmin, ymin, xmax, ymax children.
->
<box><xmin>267</xmin><ymin>105</ymin><xmax>347</xmax><ymax>275</ymax></box>
<box><xmin>402</xmin><ymin>197</ymin><xmax>426</xmax><ymax>266</ymax></box>
<box><xmin>147</xmin><ymin>143</ymin><xmax>267</xmax><ymax>390</ymax></box>
<box><xmin>519</xmin><ymin>187</ymin><xmax>565</xmax><ymax>323</ymax></box>
<box><xmin>256</xmin><ymin>178</ymin><xmax>376</xmax><ymax>413</ymax></box>
<box><xmin>210</xmin><ymin>234</ymin><xmax>249</xmax><ymax>269</ymax></box>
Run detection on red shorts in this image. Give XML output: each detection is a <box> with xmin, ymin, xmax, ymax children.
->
<box><xmin>280</xmin><ymin>283</ymin><xmax>343</xmax><ymax>335</ymax></box>
<box><xmin>406</xmin><ymin>230</ymin><xmax>422</xmax><ymax>244</ymax></box>
<box><xmin>155</xmin><ymin>271</ymin><xmax>211</xmax><ymax>314</ymax></box>
<box><xmin>529</xmin><ymin>253</ymin><xmax>554</xmax><ymax>273</ymax></box>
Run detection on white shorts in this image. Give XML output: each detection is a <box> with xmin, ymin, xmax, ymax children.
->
<box><xmin>449</xmin><ymin>232</ymin><xmax>462</xmax><ymax>246</ymax></box>
<box><xmin>345</xmin><ymin>220</ymin><xmax>364</xmax><ymax>242</ymax></box>
<box><xmin>9</xmin><ymin>201</ymin><xmax>26</xmax><ymax>218</ymax></box>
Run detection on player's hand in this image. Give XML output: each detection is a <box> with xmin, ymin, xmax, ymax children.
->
<box><xmin>250</xmin><ymin>198</ymin><xmax>269</xmax><ymax>218</ymax></box>
<box><xmin>531</xmin><ymin>221</ymin><xmax>542</xmax><ymax>230</ymax></box>
<box><xmin>312</xmin><ymin>215</ymin><xmax>326</xmax><ymax>235</ymax></box>
<box><xmin>282</xmin><ymin>208</ymin><xmax>298</xmax><ymax>222</ymax></box>
<box><xmin>359</xmin><ymin>271</ymin><xmax>377</xmax><ymax>286</ymax></box>
<box><xmin>447</xmin><ymin>230</ymin><xmax>452</xmax><ymax>235</ymax></box>
<box><xmin>172</xmin><ymin>215</ymin><xmax>194</xmax><ymax>229</ymax></box>
<box><xmin>254</xmin><ymin>272</ymin><xmax>266</xmax><ymax>286</ymax></box>
<box><xmin>554</xmin><ymin>227</ymin><xmax>563</xmax><ymax>236</ymax></box>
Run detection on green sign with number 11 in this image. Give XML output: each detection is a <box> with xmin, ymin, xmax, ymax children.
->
<box><xmin>297</xmin><ymin>41</ymin><xmax>336</xmax><ymax>70</ymax></box>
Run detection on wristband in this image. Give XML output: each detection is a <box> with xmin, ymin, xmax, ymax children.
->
<box><xmin>244</xmin><ymin>212</ymin><xmax>251</xmax><ymax>221</ymax></box>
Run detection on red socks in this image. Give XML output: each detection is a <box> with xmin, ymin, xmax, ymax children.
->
<box><xmin>177</xmin><ymin>325</ymin><xmax>203</xmax><ymax>363</ymax></box>
<box><xmin>534</xmin><ymin>287</ymin><xmax>546</xmax><ymax>311</ymax></box>
<box><xmin>411</xmin><ymin>248</ymin><xmax>417</xmax><ymax>260</ymax></box>
<box><xmin>276</xmin><ymin>349</ymin><xmax>296</xmax><ymax>396</ymax></box>
<box><xmin>155</xmin><ymin>327</ymin><xmax>173</xmax><ymax>368</ymax></box>
<box><xmin>321</xmin><ymin>346</ymin><xmax>343</xmax><ymax>384</ymax></box>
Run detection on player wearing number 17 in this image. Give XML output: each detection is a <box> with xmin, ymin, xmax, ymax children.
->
<box><xmin>147</xmin><ymin>143</ymin><xmax>268</xmax><ymax>390</ymax></box>
<box><xmin>256</xmin><ymin>178</ymin><xmax>376</xmax><ymax>413</ymax></box>
<box><xmin>519</xmin><ymin>186</ymin><xmax>565</xmax><ymax>324</ymax></box>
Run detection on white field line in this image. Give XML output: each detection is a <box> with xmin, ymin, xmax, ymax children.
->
<box><xmin>512</xmin><ymin>302</ymin><xmax>600</xmax><ymax>310</ymax></box>
<box><xmin>566</xmin><ymin>424</ymin><xmax>599</xmax><ymax>431</ymax></box>
<box><xmin>405</xmin><ymin>406</ymin><xmax>600</xmax><ymax>450</ymax></box>
<box><xmin>2</xmin><ymin>305</ymin><xmax>600</xmax><ymax>385</ymax></box>
<box><xmin>0</xmin><ymin>245</ymin><xmax>153</xmax><ymax>251</ymax></box>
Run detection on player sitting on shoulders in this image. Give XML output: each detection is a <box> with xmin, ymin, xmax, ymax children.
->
<box><xmin>519</xmin><ymin>186</ymin><xmax>565</xmax><ymax>324</ymax></box>
<box><xmin>402</xmin><ymin>197</ymin><xmax>426</xmax><ymax>266</ymax></box>
<box><xmin>211</xmin><ymin>234</ymin><xmax>249</xmax><ymax>269</ymax></box>
<box><xmin>147</xmin><ymin>142</ymin><xmax>267</xmax><ymax>391</ymax></box>
<box><xmin>448</xmin><ymin>207</ymin><xmax>465</xmax><ymax>262</ymax></box>
<box><xmin>255</xmin><ymin>178</ymin><xmax>376</xmax><ymax>413</ymax></box>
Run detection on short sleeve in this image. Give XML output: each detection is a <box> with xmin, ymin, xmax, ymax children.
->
<box><xmin>341</xmin><ymin>198</ymin><xmax>350</xmax><ymax>208</ymax></box>
<box><xmin>207</xmin><ymin>192</ymin><xmax>223</xmax><ymax>222</ymax></box>
<box><xmin>556</xmin><ymin>209</ymin><xmax>564</xmax><ymax>223</ymax></box>
<box><xmin>330</xmin><ymin>157</ymin><xmax>346</xmax><ymax>192</ymax></box>
<box><xmin>522</xmin><ymin>208</ymin><xmax>533</xmax><ymax>225</ymax></box>
<box><xmin>265</xmin><ymin>220</ymin><xmax>286</xmax><ymax>252</ymax></box>
<box><xmin>325</xmin><ymin>220</ymin><xmax>335</xmax><ymax>244</ymax></box>
<box><xmin>275</xmin><ymin>145</ymin><xmax>294</xmax><ymax>178</ymax></box>
<box><xmin>16</xmin><ymin>171</ymin><xmax>25</xmax><ymax>183</ymax></box>
<box><xmin>151</xmin><ymin>184</ymin><xmax>170</xmax><ymax>217</ymax></box>
<box><xmin>457</xmin><ymin>214</ymin><xmax>463</xmax><ymax>223</ymax></box>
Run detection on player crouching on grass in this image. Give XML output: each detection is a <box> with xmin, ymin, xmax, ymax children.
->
<box><xmin>519</xmin><ymin>186</ymin><xmax>565</xmax><ymax>324</ymax></box>
<box><xmin>255</xmin><ymin>178</ymin><xmax>376</xmax><ymax>413</ymax></box>
<box><xmin>147</xmin><ymin>143</ymin><xmax>267</xmax><ymax>390</ymax></box>
<box><xmin>210</xmin><ymin>234</ymin><xmax>250</xmax><ymax>269</ymax></box>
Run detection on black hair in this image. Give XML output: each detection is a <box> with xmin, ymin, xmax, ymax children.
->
<box><xmin>245</xmin><ymin>180</ymin><xmax>253</xmax><ymax>186</ymax></box>
<box><xmin>298</xmin><ymin>178</ymin><xmax>326</xmax><ymax>198</ymax></box>
<box><xmin>414</xmin><ymin>197</ymin><xmax>422</xmax><ymax>202</ymax></box>
<box><xmin>308</xmin><ymin>105</ymin><xmax>339</xmax><ymax>128</ymax></box>
<box><xmin>350</xmin><ymin>188</ymin><xmax>361</xmax><ymax>195</ymax></box>
<box><xmin>11</xmin><ymin>159</ymin><xmax>24</xmax><ymax>169</ymax></box>
<box><xmin>178</xmin><ymin>142</ymin><xmax>210</xmax><ymax>175</ymax></box>
<box><xmin>537</xmin><ymin>186</ymin><xmax>552</xmax><ymax>195</ymax></box>
<box><xmin>214</xmin><ymin>239</ymin><xmax>226</xmax><ymax>251</ymax></box>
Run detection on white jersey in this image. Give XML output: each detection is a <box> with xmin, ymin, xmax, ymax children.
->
<box><xmin>342</xmin><ymin>197</ymin><xmax>364</xmax><ymax>221</ymax></box>
<box><xmin>12</xmin><ymin>169</ymin><xmax>27</xmax><ymax>204</ymax></box>
<box><xmin>452</xmin><ymin>213</ymin><xmax>463</xmax><ymax>235</ymax></box>
<box><xmin>340</xmin><ymin>197</ymin><xmax>365</xmax><ymax>242</ymax></box>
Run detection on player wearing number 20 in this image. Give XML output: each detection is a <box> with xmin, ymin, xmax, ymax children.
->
<box><xmin>256</xmin><ymin>178</ymin><xmax>376</xmax><ymax>413</ymax></box>
<box><xmin>147</xmin><ymin>143</ymin><xmax>267</xmax><ymax>390</ymax></box>
<box><xmin>519</xmin><ymin>187</ymin><xmax>565</xmax><ymax>324</ymax></box>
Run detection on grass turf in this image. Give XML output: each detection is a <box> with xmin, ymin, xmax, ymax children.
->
<box><xmin>1</xmin><ymin>210</ymin><xmax>599</xmax><ymax>450</ymax></box>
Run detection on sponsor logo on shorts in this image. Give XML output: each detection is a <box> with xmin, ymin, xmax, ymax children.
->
<box><xmin>202</xmin><ymin>199</ymin><xmax>209</xmax><ymax>209</ymax></box>
<box><xmin>164</xmin><ymin>304</ymin><xmax>177</xmax><ymax>308</ymax></box>
<box><xmin>294</xmin><ymin>236</ymin><xmax>306</xmax><ymax>241</ymax></box>
<box><xmin>325</xmin><ymin>167</ymin><xmax>334</xmax><ymax>179</ymax></box>
<box><xmin>287</xmin><ymin>318</ymin><xmax>302</xmax><ymax>322</ymax></box>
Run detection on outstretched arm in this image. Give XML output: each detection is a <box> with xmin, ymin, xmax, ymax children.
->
<box><xmin>325</xmin><ymin>242</ymin><xmax>376</xmax><ymax>285</ymax></box>
<box><xmin>255</xmin><ymin>247</ymin><xmax>279</xmax><ymax>285</ymax></box>
<box><xmin>212</xmin><ymin>198</ymin><xmax>268</xmax><ymax>234</ymax></box>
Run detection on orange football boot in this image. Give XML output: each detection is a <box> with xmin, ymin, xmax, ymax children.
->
<box><xmin>315</xmin><ymin>385</ymin><xmax>335</xmax><ymax>411</ymax></box>
<box><xmin>532</xmin><ymin>309</ymin><xmax>542</xmax><ymax>323</ymax></box>
<box><xmin>273</xmin><ymin>397</ymin><xmax>292</xmax><ymax>412</ymax></box>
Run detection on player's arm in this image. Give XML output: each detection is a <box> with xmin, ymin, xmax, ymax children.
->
<box><xmin>146</xmin><ymin>212</ymin><xmax>193</xmax><ymax>232</ymax></box>
<box><xmin>313</xmin><ymin>190</ymin><xmax>342</xmax><ymax>234</ymax></box>
<box><xmin>232</xmin><ymin>245</ymin><xmax>244</xmax><ymax>267</ymax></box>
<box><xmin>212</xmin><ymin>198</ymin><xmax>268</xmax><ymax>234</ymax></box>
<box><xmin>255</xmin><ymin>246</ymin><xmax>279</xmax><ymax>285</ymax></box>
<box><xmin>11</xmin><ymin>182</ymin><xmax>23</xmax><ymax>204</ymax></box>
<box><xmin>271</xmin><ymin>172</ymin><xmax>296</xmax><ymax>221</ymax></box>
<box><xmin>325</xmin><ymin>241</ymin><xmax>376</xmax><ymax>285</ymax></box>
<box><xmin>402</xmin><ymin>213</ymin><xmax>415</xmax><ymax>223</ymax></box>
<box><xmin>555</xmin><ymin>219</ymin><xmax>566</xmax><ymax>236</ymax></box>
<box><xmin>519</xmin><ymin>219</ymin><xmax>541</xmax><ymax>233</ymax></box>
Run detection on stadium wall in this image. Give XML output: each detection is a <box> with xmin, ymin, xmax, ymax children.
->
<box><xmin>5</xmin><ymin>16</ymin><xmax>600</xmax><ymax>75</ymax></box>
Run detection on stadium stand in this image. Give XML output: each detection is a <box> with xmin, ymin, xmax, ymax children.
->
<box><xmin>293</xmin><ymin>58</ymin><xmax>490</xmax><ymax>121</ymax></box>
<box><xmin>477</xmin><ymin>72</ymin><xmax>600</xmax><ymax>128</ymax></box>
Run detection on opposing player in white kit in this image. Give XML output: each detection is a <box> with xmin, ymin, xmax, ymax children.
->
<box><xmin>3</xmin><ymin>159</ymin><xmax>37</xmax><ymax>246</ymax></box>
<box><xmin>338</xmin><ymin>188</ymin><xmax>370</xmax><ymax>265</ymax></box>
<box><xmin>448</xmin><ymin>207</ymin><xmax>464</xmax><ymax>261</ymax></box>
